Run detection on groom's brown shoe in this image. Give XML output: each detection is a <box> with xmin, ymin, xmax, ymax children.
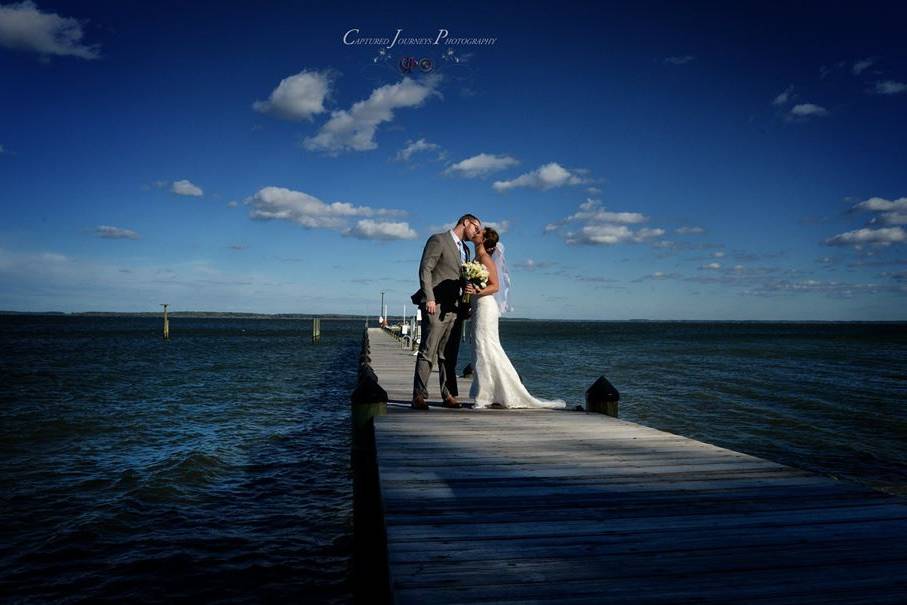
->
<box><xmin>412</xmin><ymin>394</ymin><xmax>429</xmax><ymax>410</ymax></box>
<box><xmin>442</xmin><ymin>395</ymin><xmax>462</xmax><ymax>409</ymax></box>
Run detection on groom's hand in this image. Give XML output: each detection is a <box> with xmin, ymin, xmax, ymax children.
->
<box><xmin>426</xmin><ymin>301</ymin><xmax>437</xmax><ymax>315</ymax></box>
<box><xmin>465</xmin><ymin>284</ymin><xmax>477</xmax><ymax>294</ymax></box>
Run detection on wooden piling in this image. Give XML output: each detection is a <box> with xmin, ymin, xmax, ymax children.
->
<box><xmin>350</xmin><ymin>328</ymin><xmax>392</xmax><ymax>605</ymax></box>
<box><xmin>161</xmin><ymin>304</ymin><xmax>169</xmax><ymax>340</ymax></box>
<box><xmin>312</xmin><ymin>317</ymin><xmax>321</xmax><ymax>343</ymax></box>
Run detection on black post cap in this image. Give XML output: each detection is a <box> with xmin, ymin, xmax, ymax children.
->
<box><xmin>351</xmin><ymin>374</ymin><xmax>388</xmax><ymax>405</ymax></box>
<box><xmin>586</xmin><ymin>376</ymin><xmax>620</xmax><ymax>404</ymax></box>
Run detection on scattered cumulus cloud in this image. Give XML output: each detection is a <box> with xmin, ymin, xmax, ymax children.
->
<box><xmin>874</xmin><ymin>80</ymin><xmax>907</xmax><ymax>95</ymax></box>
<box><xmin>94</xmin><ymin>225</ymin><xmax>139</xmax><ymax>240</ymax></box>
<box><xmin>0</xmin><ymin>1</ymin><xmax>99</xmax><ymax>60</ymax></box>
<box><xmin>825</xmin><ymin>227</ymin><xmax>906</xmax><ymax>247</ymax></box>
<box><xmin>664</xmin><ymin>55</ymin><xmax>694</xmax><ymax>65</ymax></box>
<box><xmin>171</xmin><ymin>179</ymin><xmax>203</xmax><ymax>197</ymax></box>
<box><xmin>788</xmin><ymin>103</ymin><xmax>829</xmax><ymax>119</ymax></box>
<box><xmin>395</xmin><ymin>138</ymin><xmax>441</xmax><ymax>162</ymax></box>
<box><xmin>244</xmin><ymin>186</ymin><xmax>409</xmax><ymax>236</ymax></box>
<box><xmin>567</xmin><ymin>224</ymin><xmax>664</xmax><ymax>246</ymax></box>
<box><xmin>548</xmin><ymin>199</ymin><xmax>664</xmax><ymax>247</ymax></box>
<box><xmin>852</xmin><ymin>58</ymin><xmax>875</xmax><ymax>75</ymax></box>
<box><xmin>345</xmin><ymin>219</ymin><xmax>417</xmax><ymax>240</ymax></box>
<box><xmin>445</xmin><ymin>153</ymin><xmax>519</xmax><ymax>178</ymax></box>
<box><xmin>675</xmin><ymin>226</ymin><xmax>705</xmax><ymax>235</ymax></box>
<box><xmin>303</xmin><ymin>75</ymin><xmax>441</xmax><ymax>154</ymax></box>
<box><xmin>253</xmin><ymin>69</ymin><xmax>335</xmax><ymax>121</ymax></box>
<box><xmin>483</xmin><ymin>219</ymin><xmax>510</xmax><ymax>234</ymax></box>
<box><xmin>226</xmin><ymin>200</ymin><xmax>239</xmax><ymax>208</ymax></box>
<box><xmin>849</xmin><ymin>196</ymin><xmax>907</xmax><ymax>227</ymax></box>
<box><xmin>568</xmin><ymin>199</ymin><xmax>646</xmax><ymax>225</ymax></box>
<box><xmin>492</xmin><ymin>162</ymin><xmax>587</xmax><ymax>192</ymax></box>
<box><xmin>772</xmin><ymin>85</ymin><xmax>794</xmax><ymax>106</ymax></box>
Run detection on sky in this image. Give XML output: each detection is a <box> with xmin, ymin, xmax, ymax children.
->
<box><xmin>1</xmin><ymin>0</ymin><xmax>906</xmax><ymax>320</ymax></box>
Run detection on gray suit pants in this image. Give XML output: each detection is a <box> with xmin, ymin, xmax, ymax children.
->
<box><xmin>413</xmin><ymin>306</ymin><xmax>458</xmax><ymax>400</ymax></box>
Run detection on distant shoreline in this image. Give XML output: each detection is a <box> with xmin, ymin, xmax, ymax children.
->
<box><xmin>1</xmin><ymin>311</ymin><xmax>905</xmax><ymax>323</ymax></box>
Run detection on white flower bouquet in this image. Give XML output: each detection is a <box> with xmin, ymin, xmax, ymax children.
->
<box><xmin>461</xmin><ymin>261</ymin><xmax>489</xmax><ymax>304</ymax></box>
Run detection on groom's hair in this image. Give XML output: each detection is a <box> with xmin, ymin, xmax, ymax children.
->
<box><xmin>456</xmin><ymin>213</ymin><xmax>480</xmax><ymax>227</ymax></box>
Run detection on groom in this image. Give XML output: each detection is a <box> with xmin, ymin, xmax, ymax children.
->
<box><xmin>410</xmin><ymin>213</ymin><xmax>482</xmax><ymax>410</ymax></box>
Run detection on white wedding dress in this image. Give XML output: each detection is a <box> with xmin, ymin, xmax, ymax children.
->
<box><xmin>468</xmin><ymin>287</ymin><xmax>565</xmax><ymax>410</ymax></box>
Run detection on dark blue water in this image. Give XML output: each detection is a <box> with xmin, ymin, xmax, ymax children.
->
<box><xmin>1</xmin><ymin>317</ymin><xmax>361</xmax><ymax>604</ymax></box>
<box><xmin>2</xmin><ymin>317</ymin><xmax>906</xmax><ymax>603</ymax></box>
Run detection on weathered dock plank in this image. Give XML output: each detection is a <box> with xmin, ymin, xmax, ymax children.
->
<box><xmin>364</xmin><ymin>328</ymin><xmax>907</xmax><ymax>604</ymax></box>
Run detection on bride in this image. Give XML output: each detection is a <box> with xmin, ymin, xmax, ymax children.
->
<box><xmin>464</xmin><ymin>227</ymin><xmax>565</xmax><ymax>409</ymax></box>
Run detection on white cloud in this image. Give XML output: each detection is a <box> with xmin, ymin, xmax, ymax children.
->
<box><xmin>789</xmin><ymin>103</ymin><xmax>829</xmax><ymax>119</ymax></box>
<box><xmin>874</xmin><ymin>80</ymin><xmax>907</xmax><ymax>95</ymax></box>
<box><xmin>879</xmin><ymin>212</ymin><xmax>907</xmax><ymax>225</ymax></box>
<box><xmin>226</xmin><ymin>200</ymin><xmax>239</xmax><ymax>208</ymax></box>
<box><xmin>253</xmin><ymin>69</ymin><xmax>334</xmax><ymax>121</ymax></box>
<box><xmin>244</xmin><ymin>186</ymin><xmax>406</xmax><ymax>232</ymax></box>
<box><xmin>853</xmin><ymin>196</ymin><xmax>907</xmax><ymax>212</ymax></box>
<box><xmin>665</xmin><ymin>55</ymin><xmax>694</xmax><ymax>65</ymax></box>
<box><xmin>303</xmin><ymin>75</ymin><xmax>441</xmax><ymax>154</ymax></box>
<box><xmin>566</xmin><ymin>224</ymin><xmax>664</xmax><ymax>246</ymax></box>
<box><xmin>346</xmin><ymin>219</ymin><xmax>417</xmax><ymax>240</ymax></box>
<box><xmin>0</xmin><ymin>1</ymin><xmax>99</xmax><ymax>59</ymax></box>
<box><xmin>851</xmin><ymin>196</ymin><xmax>907</xmax><ymax>227</ymax></box>
<box><xmin>492</xmin><ymin>162</ymin><xmax>587</xmax><ymax>192</ymax></box>
<box><xmin>772</xmin><ymin>85</ymin><xmax>794</xmax><ymax>106</ymax></box>
<box><xmin>171</xmin><ymin>179</ymin><xmax>203</xmax><ymax>197</ymax></box>
<box><xmin>586</xmin><ymin>186</ymin><xmax>602</xmax><ymax>195</ymax></box>
<box><xmin>483</xmin><ymin>219</ymin><xmax>510</xmax><ymax>234</ymax></box>
<box><xmin>701</xmin><ymin>262</ymin><xmax>722</xmax><ymax>270</ymax></box>
<box><xmin>825</xmin><ymin>226</ymin><xmax>906</xmax><ymax>247</ymax></box>
<box><xmin>568</xmin><ymin>199</ymin><xmax>646</xmax><ymax>225</ymax></box>
<box><xmin>395</xmin><ymin>138</ymin><xmax>441</xmax><ymax>161</ymax></box>
<box><xmin>852</xmin><ymin>58</ymin><xmax>875</xmax><ymax>75</ymax></box>
<box><xmin>445</xmin><ymin>153</ymin><xmax>519</xmax><ymax>177</ymax></box>
<box><xmin>94</xmin><ymin>225</ymin><xmax>139</xmax><ymax>240</ymax></box>
<box><xmin>675</xmin><ymin>226</ymin><xmax>705</xmax><ymax>235</ymax></box>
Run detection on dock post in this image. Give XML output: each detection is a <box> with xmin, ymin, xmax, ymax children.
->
<box><xmin>585</xmin><ymin>375</ymin><xmax>620</xmax><ymax>417</ymax></box>
<box><xmin>312</xmin><ymin>317</ymin><xmax>321</xmax><ymax>343</ymax></box>
<box><xmin>161</xmin><ymin>304</ymin><xmax>170</xmax><ymax>340</ymax></box>
<box><xmin>351</xmin><ymin>329</ymin><xmax>392</xmax><ymax>604</ymax></box>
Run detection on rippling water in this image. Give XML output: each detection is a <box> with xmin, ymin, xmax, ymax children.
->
<box><xmin>2</xmin><ymin>316</ymin><xmax>906</xmax><ymax>603</ymax></box>
<box><xmin>2</xmin><ymin>317</ymin><xmax>361</xmax><ymax>604</ymax></box>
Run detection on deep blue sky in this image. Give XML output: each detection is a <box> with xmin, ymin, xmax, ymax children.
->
<box><xmin>1</xmin><ymin>1</ymin><xmax>906</xmax><ymax>319</ymax></box>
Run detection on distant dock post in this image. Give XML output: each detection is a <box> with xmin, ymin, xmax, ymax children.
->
<box><xmin>312</xmin><ymin>317</ymin><xmax>321</xmax><ymax>343</ymax></box>
<box><xmin>161</xmin><ymin>304</ymin><xmax>170</xmax><ymax>340</ymax></box>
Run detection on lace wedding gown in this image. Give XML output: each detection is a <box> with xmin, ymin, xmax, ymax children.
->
<box><xmin>468</xmin><ymin>295</ymin><xmax>565</xmax><ymax>409</ymax></box>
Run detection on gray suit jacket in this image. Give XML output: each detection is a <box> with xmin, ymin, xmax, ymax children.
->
<box><xmin>411</xmin><ymin>232</ymin><xmax>469</xmax><ymax>313</ymax></box>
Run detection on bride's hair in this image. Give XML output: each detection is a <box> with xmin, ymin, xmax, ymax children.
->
<box><xmin>483</xmin><ymin>227</ymin><xmax>499</xmax><ymax>254</ymax></box>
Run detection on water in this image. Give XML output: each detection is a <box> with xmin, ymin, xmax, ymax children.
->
<box><xmin>2</xmin><ymin>317</ymin><xmax>906</xmax><ymax>603</ymax></box>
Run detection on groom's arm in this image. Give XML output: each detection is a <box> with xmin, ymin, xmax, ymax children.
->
<box><xmin>419</xmin><ymin>235</ymin><xmax>443</xmax><ymax>304</ymax></box>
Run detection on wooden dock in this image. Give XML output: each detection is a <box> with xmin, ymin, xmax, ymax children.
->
<box><xmin>361</xmin><ymin>328</ymin><xmax>907</xmax><ymax>604</ymax></box>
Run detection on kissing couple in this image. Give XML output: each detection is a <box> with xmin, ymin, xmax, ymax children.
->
<box><xmin>410</xmin><ymin>213</ymin><xmax>564</xmax><ymax>410</ymax></box>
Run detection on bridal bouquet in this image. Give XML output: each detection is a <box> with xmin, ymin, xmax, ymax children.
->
<box><xmin>461</xmin><ymin>261</ymin><xmax>489</xmax><ymax>304</ymax></box>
